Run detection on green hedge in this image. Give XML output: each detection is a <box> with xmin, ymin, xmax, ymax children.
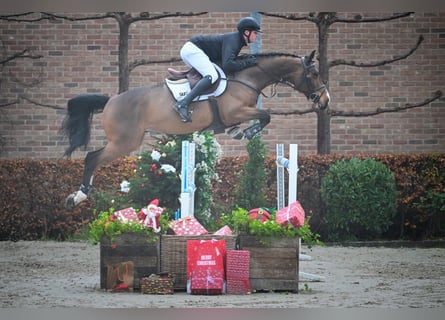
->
<box><xmin>1</xmin><ymin>153</ymin><xmax>444</xmax><ymax>241</ymax></box>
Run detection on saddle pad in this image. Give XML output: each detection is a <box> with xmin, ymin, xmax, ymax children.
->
<box><xmin>165</xmin><ymin>64</ymin><xmax>227</xmax><ymax>102</ymax></box>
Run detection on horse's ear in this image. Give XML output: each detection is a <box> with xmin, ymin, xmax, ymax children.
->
<box><xmin>307</xmin><ymin>50</ymin><xmax>316</xmax><ymax>63</ymax></box>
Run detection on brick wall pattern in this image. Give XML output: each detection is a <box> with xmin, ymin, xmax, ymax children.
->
<box><xmin>0</xmin><ymin>12</ymin><xmax>444</xmax><ymax>159</ymax></box>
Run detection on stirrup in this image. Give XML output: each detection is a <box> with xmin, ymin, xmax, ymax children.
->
<box><xmin>173</xmin><ymin>103</ymin><xmax>191</xmax><ymax>123</ymax></box>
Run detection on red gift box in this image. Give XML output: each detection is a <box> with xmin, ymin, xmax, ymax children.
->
<box><xmin>275</xmin><ymin>200</ymin><xmax>305</xmax><ymax>228</ymax></box>
<box><xmin>190</xmin><ymin>269</ymin><xmax>225</xmax><ymax>295</ymax></box>
<box><xmin>187</xmin><ymin>239</ymin><xmax>226</xmax><ymax>277</ymax></box>
<box><xmin>187</xmin><ymin>239</ymin><xmax>226</xmax><ymax>295</ymax></box>
<box><xmin>169</xmin><ymin>217</ymin><xmax>208</xmax><ymax>236</ymax></box>
<box><xmin>113</xmin><ymin>207</ymin><xmax>139</xmax><ymax>224</ymax></box>
<box><xmin>213</xmin><ymin>225</ymin><xmax>233</xmax><ymax>236</ymax></box>
<box><xmin>226</xmin><ymin>250</ymin><xmax>251</xmax><ymax>294</ymax></box>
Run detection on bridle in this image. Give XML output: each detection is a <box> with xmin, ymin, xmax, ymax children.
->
<box><xmin>300</xmin><ymin>56</ymin><xmax>327</xmax><ymax>105</ymax></box>
<box><xmin>230</xmin><ymin>56</ymin><xmax>327</xmax><ymax>107</ymax></box>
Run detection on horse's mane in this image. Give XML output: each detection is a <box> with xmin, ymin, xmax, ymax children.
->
<box><xmin>239</xmin><ymin>52</ymin><xmax>302</xmax><ymax>59</ymax></box>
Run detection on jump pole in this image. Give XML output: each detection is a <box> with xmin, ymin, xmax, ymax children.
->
<box><xmin>179</xmin><ymin>140</ymin><xmax>196</xmax><ymax>218</ymax></box>
<box><xmin>276</xmin><ymin>144</ymin><xmax>325</xmax><ymax>282</ymax></box>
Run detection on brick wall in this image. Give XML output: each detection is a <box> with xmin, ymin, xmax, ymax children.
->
<box><xmin>1</xmin><ymin>12</ymin><xmax>444</xmax><ymax>159</ymax></box>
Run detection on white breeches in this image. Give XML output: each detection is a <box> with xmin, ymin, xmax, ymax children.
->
<box><xmin>180</xmin><ymin>41</ymin><xmax>218</xmax><ymax>84</ymax></box>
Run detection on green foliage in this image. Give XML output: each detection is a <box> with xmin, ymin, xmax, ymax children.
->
<box><xmin>88</xmin><ymin>208</ymin><xmax>159</xmax><ymax>244</ymax></box>
<box><xmin>219</xmin><ymin>207</ymin><xmax>323</xmax><ymax>247</ymax></box>
<box><xmin>91</xmin><ymin>132</ymin><xmax>222</xmax><ymax>229</ymax></box>
<box><xmin>414</xmin><ymin>190</ymin><xmax>445</xmax><ymax>236</ymax></box>
<box><xmin>126</xmin><ymin>142</ymin><xmax>181</xmax><ymax>210</ymax></box>
<box><xmin>234</xmin><ymin>136</ymin><xmax>267</xmax><ymax>209</ymax></box>
<box><xmin>320</xmin><ymin>157</ymin><xmax>397</xmax><ymax>241</ymax></box>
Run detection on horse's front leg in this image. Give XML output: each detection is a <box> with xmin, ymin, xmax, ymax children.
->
<box><xmin>243</xmin><ymin>110</ymin><xmax>270</xmax><ymax>140</ymax></box>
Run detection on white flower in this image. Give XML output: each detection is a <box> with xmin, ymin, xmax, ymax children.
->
<box><xmin>151</xmin><ymin>150</ymin><xmax>161</xmax><ymax>161</ymax></box>
<box><xmin>161</xmin><ymin>164</ymin><xmax>176</xmax><ymax>173</ymax></box>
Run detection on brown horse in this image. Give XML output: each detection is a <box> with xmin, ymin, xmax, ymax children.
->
<box><xmin>62</xmin><ymin>51</ymin><xmax>330</xmax><ymax>208</ymax></box>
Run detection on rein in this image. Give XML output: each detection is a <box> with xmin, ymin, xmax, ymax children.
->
<box><xmin>225</xmin><ymin>55</ymin><xmax>327</xmax><ymax>105</ymax></box>
<box><xmin>255</xmin><ymin>57</ymin><xmax>327</xmax><ymax>105</ymax></box>
<box><xmin>226</xmin><ymin>78</ymin><xmax>275</xmax><ymax>98</ymax></box>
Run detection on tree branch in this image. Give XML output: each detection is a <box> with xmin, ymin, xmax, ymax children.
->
<box><xmin>0</xmin><ymin>49</ymin><xmax>43</xmax><ymax>65</ymax></box>
<box><xmin>0</xmin><ymin>99</ymin><xmax>19</xmax><ymax>108</ymax></box>
<box><xmin>259</xmin><ymin>12</ymin><xmax>315</xmax><ymax>21</ymax></box>
<box><xmin>40</xmin><ymin>12</ymin><xmax>114</xmax><ymax>21</ymax></box>
<box><xmin>329</xmin><ymin>90</ymin><xmax>443</xmax><ymax>117</ymax></box>
<box><xmin>19</xmin><ymin>95</ymin><xmax>64</xmax><ymax>110</ymax></box>
<box><xmin>0</xmin><ymin>12</ymin><xmax>55</xmax><ymax>22</ymax></box>
<box><xmin>334</xmin><ymin>12</ymin><xmax>414</xmax><ymax>23</ymax></box>
<box><xmin>330</xmin><ymin>35</ymin><xmax>423</xmax><ymax>68</ymax></box>
<box><xmin>268</xmin><ymin>107</ymin><xmax>317</xmax><ymax>116</ymax></box>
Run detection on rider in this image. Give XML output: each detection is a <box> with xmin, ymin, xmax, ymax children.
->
<box><xmin>173</xmin><ymin>16</ymin><xmax>261</xmax><ymax>122</ymax></box>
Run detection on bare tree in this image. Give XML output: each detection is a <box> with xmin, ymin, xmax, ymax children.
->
<box><xmin>32</xmin><ymin>12</ymin><xmax>206</xmax><ymax>93</ymax></box>
<box><xmin>261</xmin><ymin>12</ymin><xmax>443</xmax><ymax>154</ymax></box>
<box><xmin>0</xmin><ymin>40</ymin><xmax>44</xmax><ymax>107</ymax></box>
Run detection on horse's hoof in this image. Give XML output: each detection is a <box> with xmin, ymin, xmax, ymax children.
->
<box><xmin>65</xmin><ymin>190</ymin><xmax>88</xmax><ymax>209</ymax></box>
<box><xmin>244</xmin><ymin>129</ymin><xmax>256</xmax><ymax>140</ymax></box>
<box><xmin>228</xmin><ymin>126</ymin><xmax>244</xmax><ymax>140</ymax></box>
<box><xmin>65</xmin><ymin>195</ymin><xmax>76</xmax><ymax>209</ymax></box>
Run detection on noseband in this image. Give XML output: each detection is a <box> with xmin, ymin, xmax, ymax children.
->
<box><xmin>301</xmin><ymin>56</ymin><xmax>326</xmax><ymax>105</ymax></box>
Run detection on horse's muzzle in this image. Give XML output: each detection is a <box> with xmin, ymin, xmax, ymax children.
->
<box><xmin>311</xmin><ymin>86</ymin><xmax>330</xmax><ymax>110</ymax></box>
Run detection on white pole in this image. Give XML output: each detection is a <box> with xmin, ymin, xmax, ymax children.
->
<box><xmin>180</xmin><ymin>141</ymin><xmax>196</xmax><ymax>218</ymax></box>
<box><xmin>288</xmin><ymin>144</ymin><xmax>298</xmax><ymax>205</ymax></box>
<box><xmin>276</xmin><ymin>144</ymin><xmax>285</xmax><ymax>210</ymax></box>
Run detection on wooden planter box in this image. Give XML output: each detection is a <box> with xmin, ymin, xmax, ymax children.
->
<box><xmin>100</xmin><ymin>233</ymin><xmax>160</xmax><ymax>290</ymax></box>
<box><xmin>160</xmin><ymin>234</ymin><xmax>237</xmax><ymax>291</ymax></box>
<box><xmin>238</xmin><ymin>235</ymin><xmax>299</xmax><ymax>292</ymax></box>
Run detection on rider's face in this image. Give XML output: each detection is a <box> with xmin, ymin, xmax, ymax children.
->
<box><xmin>244</xmin><ymin>30</ymin><xmax>258</xmax><ymax>44</ymax></box>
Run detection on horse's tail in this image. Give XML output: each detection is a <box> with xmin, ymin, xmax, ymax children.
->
<box><xmin>60</xmin><ymin>94</ymin><xmax>110</xmax><ymax>157</ymax></box>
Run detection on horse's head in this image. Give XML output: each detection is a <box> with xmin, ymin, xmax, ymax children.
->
<box><xmin>236</xmin><ymin>51</ymin><xmax>330</xmax><ymax>109</ymax></box>
<box><xmin>288</xmin><ymin>50</ymin><xmax>330</xmax><ymax>109</ymax></box>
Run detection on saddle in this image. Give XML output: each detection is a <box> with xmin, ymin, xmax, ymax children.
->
<box><xmin>165</xmin><ymin>64</ymin><xmax>227</xmax><ymax>102</ymax></box>
<box><xmin>167</xmin><ymin>67</ymin><xmax>223</xmax><ymax>94</ymax></box>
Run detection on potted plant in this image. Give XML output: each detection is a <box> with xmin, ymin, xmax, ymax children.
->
<box><xmin>88</xmin><ymin>207</ymin><xmax>168</xmax><ymax>290</ymax></box>
<box><xmin>219</xmin><ymin>207</ymin><xmax>322</xmax><ymax>292</ymax></box>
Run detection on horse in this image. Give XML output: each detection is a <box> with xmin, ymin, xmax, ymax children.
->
<box><xmin>61</xmin><ymin>50</ymin><xmax>330</xmax><ymax>208</ymax></box>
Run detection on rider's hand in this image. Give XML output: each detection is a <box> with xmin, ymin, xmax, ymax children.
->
<box><xmin>244</xmin><ymin>55</ymin><xmax>257</xmax><ymax>67</ymax></box>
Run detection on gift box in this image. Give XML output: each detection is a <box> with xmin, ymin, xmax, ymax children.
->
<box><xmin>213</xmin><ymin>225</ymin><xmax>233</xmax><ymax>236</ymax></box>
<box><xmin>169</xmin><ymin>217</ymin><xmax>208</xmax><ymax>236</ymax></box>
<box><xmin>187</xmin><ymin>239</ymin><xmax>226</xmax><ymax>279</ymax></box>
<box><xmin>114</xmin><ymin>207</ymin><xmax>139</xmax><ymax>224</ymax></box>
<box><xmin>160</xmin><ymin>235</ymin><xmax>236</xmax><ymax>290</ymax></box>
<box><xmin>226</xmin><ymin>250</ymin><xmax>251</xmax><ymax>294</ymax></box>
<box><xmin>140</xmin><ymin>273</ymin><xmax>174</xmax><ymax>295</ymax></box>
<box><xmin>275</xmin><ymin>200</ymin><xmax>305</xmax><ymax>228</ymax></box>
<box><xmin>190</xmin><ymin>269</ymin><xmax>225</xmax><ymax>295</ymax></box>
<box><xmin>187</xmin><ymin>239</ymin><xmax>226</xmax><ymax>295</ymax></box>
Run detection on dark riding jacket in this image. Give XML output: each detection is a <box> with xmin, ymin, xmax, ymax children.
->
<box><xmin>190</xmin><ymin>32</ymin><xmax>257</xmax><ymax>73</ymax></box>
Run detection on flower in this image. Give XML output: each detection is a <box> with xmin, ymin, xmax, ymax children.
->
<box><xmin>161</xmin><ymin>164</ymin><xmax>176</xmax><ymax>173</ymax></box>
<box><xmin>151</xmin><ymin>150</ymin><xmax>161</xmax><ymax>161</ymax></box>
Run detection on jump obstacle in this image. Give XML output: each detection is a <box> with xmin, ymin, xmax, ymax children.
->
<box><xmin>179</xmin><ymin>140</ymin><xmax>196</xmax><ymax>218</ymax></box>
<box><xmin>276</xmin><ymin>144</ymin><xmax>325</xmax><ymax>282</ymax></box>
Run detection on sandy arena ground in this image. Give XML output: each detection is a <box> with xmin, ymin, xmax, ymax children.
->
<box><xmin>0</xmin><ymin>240</ymin><xmax>444</xmax><ymax>308</ymax></box>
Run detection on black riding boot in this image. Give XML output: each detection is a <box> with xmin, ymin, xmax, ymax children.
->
<box><xmin>173</xmin><ymin>75</ymin><xmax>212</xmax><ymax>122</ymax></box>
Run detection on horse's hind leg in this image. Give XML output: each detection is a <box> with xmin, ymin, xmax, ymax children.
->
<box><xmin>65</xmin><ymin>148</ymin><xmax>103</xmax><ymax>208</ymax></box>
<box><xmin>65</xmin><ymin>143</ymin><xmax>128</xmax><ymax>209</ymax></box>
